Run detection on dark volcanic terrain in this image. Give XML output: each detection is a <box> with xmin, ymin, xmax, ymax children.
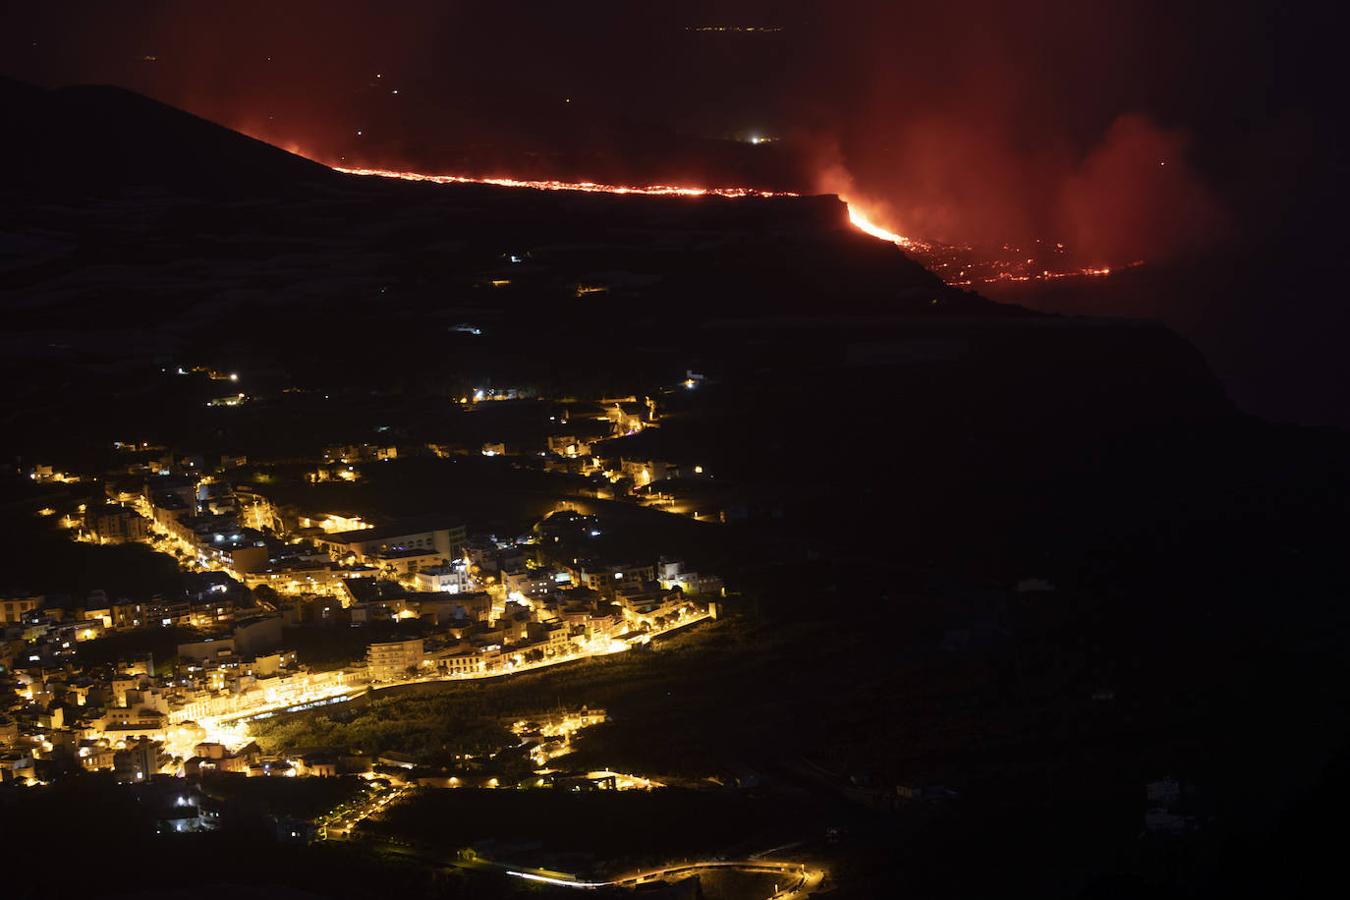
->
<box><xmin>3</xmin><ymin>80</ymin><xmax>1350</xmax><ymax>899</ymax></box>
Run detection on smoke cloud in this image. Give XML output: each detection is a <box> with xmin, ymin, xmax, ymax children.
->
<box><xmin>1056</xmin><ymin>115</ymin><xmax>1226</xmax><ymax>264</ymax></box>
<box><xmin>0</xmin><ymin>1</ymin><xmax>1315</xmax><ymax>267</ymax></box>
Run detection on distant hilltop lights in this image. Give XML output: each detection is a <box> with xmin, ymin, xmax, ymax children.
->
<box><xmin>686</xmin><ymin>25</ymin><xmax>784</xmax><ymax>33</ymax></box>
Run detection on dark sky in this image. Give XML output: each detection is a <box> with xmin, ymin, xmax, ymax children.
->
<box><xmin>2</xmin><ymin>1</ymin><xmax>1345</xmax><ymax>423</ymax></box>
<box><xmin>1</xmin><ymin>2</ymin><xmax>1338</xmax><ymax>254</ymax></box>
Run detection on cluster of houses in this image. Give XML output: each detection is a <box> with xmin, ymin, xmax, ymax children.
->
<box><xmin>7</xmin><ymin>391</ymin><xmax>725</xmax><ymax>788</ymax></box>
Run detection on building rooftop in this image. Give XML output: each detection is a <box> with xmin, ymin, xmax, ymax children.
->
<box><xmin>325</xmin><ymin>516</ymin><xmax>464</xmax><ymax>543</ymax></box>
<box><xmin>369</xmin><ymin>547</ymin><xmax>444</xmax><ymax>560</ymax></box>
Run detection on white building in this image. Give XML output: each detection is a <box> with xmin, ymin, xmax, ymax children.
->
<box><xmin>413</xmin><ymin>562</ymin><xmax>474</xmax><ymax>593</ymax></box>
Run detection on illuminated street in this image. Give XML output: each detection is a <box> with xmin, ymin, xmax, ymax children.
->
<box><xmin>320</xmin><ymin>782</ymin><xmax>414</xmax><ymax>839</ymax></box>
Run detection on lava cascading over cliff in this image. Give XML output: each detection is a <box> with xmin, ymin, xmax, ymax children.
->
<box><xmin>331</xmin><ymin>163</ymin><xmax>1128</xmax><ymax>285</ymax></box>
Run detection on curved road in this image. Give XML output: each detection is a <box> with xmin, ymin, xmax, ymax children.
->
<box><xmin>506</xmin><ymin>858</ymin><xmax>825</xmax><ymax>898</ymax></box>
<box><xmin>370</xmin><ymin>838</ymin><xmax>825</xmax><ymax>898</ymax></box>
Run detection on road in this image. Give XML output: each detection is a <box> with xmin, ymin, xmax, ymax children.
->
<box><xmin>612</xmin><ymin>859</ymin><xmax>824</xmax><ymax>898</ymax></box>
<box><xmin>200</xmin><ymin>610</ymin><xmax>712</xmax><ymax>729</ymax></box>
<box><xmin>369</xmin><ymin>609</ymin><xmax>712</xmax><ymax>692</ymax></box>
<box><xmin>504</xmin><ymin>857</ymin><xmax>825</xmax><ymax>897</ymax></box>
<box><xmin>320</xmin><ymin>783</ymin><xmax>413</xmax><ymax>839</ymax></box>
<box><xmin>354</xmin><ymin>832</ymin><xmax>826</xmax><ymax>897</ymax></box>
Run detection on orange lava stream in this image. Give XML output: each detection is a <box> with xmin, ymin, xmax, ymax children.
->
<box><xmin>844</xmin><ymin>203</ymin><xmax>920</xmax><ymax>250</ymax></box>
<box><xmin>327</xmin><ymin>163</ymin><xmax>1130</xmax><ymax>284</ymax></box>
<box><xmin>335</xmin><ymin>164</ymin><xmax>929</xmax><ymax>249</ymax></box>
<box><xmin>334</xmin><ymin>165</ymin><xmax>796</xmax><ymax>199</ymax></box>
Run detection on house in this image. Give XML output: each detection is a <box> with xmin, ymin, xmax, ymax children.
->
<box><xmin>294</xmin><ymin>753</ymin><xmax>338</xmax><ymax>777</ymax></box>
<box><xmin>317</xmin><ymin>517</ymin><xmax>466</xmax><ymax>563</ymax></box>
<box><xmin>414</xmin><ymin>591</ymin><xmax>491</xmax><ymax>625</ymax></box>
<box><xmin>430</xmin><ymin>643</ymin><xmax>488</xmax><ymax>676</ymax></box>
<box><xmin>87</xmin><ymin>506</ymin><xmax>150</xmax><ymax>543</ymax></box>
<box><xmin>367</xmin><ymin>547</ymin><xmax>444</xmax><ymax>577</ymax></box>
<box><xmin>0</xmin><ymin>594</ymin><xmax>43</xmax><ymax>624</ymax></box>
<box><xmin>366</xmin><ymin>639</ymin><xmax>425</xmax><ymax>681</ymax></box>
<box><xmin>413</xmin><ymin>562</ymin><xmax>473</xmax><ymax>594</ymax></box>
<box><xmin>547</xmin><ymin>435</ymin><xmax>592</xmax><ymax>458</ymax></box>
<box><xmin>113</xmin><ymin>739</ymin><xmax>162</xmax><ymax>783</ymax></box>
<box><xmin>233</xmin><ymin>615</ymin><xmax>282</xmax><ymax>657</ymax></box>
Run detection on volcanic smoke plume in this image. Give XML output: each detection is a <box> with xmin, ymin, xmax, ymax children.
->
<box><xmin>816</xmin><ymin>110</ymin><xmax>1225</xmax><ymax>267</ymax></box>
<box><xmin>790</xmin><ymin>0</ymin><xmax>1243</xmax><ymax>267</ymax></box>
<box><xmin>1054</xmin><ymin>115</ymin><xmax>1226</xmax><ymax>265</ymax></box>
<box><xmin>0</xmin><ymin>0</ymin><xmax>1320</xmax><ymax>267</ymax></box>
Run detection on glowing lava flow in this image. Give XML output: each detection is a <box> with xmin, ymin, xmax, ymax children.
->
<box><xmin>334</xmin><ymin>166</ymin><xmax>796</xmax><ymax>199</ymax></box>
<box><xmin>335</xmin><ymin>164</ymin><xmax>927</xmax><ymax>248</ymax></box>
<box><xmin>844</xmin><ymin>203</ymin><xmax>920</xmax><ymax>250</ymax></box>
<box><xmin>328</xmin><ymin>164</ymin><xmax>1130</xmax><ymax>284</ymax></box>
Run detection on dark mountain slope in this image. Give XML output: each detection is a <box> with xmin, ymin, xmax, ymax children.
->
<box><xmin>0</xmin><ymin>78</ymin><xmax>336</xmax><ymax>198</ymax></box>
<box><xmin>0</xmin><ymin>79</ymin><xmax>1233</xmax><ymax>453</ymax></box>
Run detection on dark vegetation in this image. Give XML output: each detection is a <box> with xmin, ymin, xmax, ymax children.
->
<box><xmin>198</xmin><ymin>771</ymin><xmax>367</xmax><ymax>820</ymax></box>
<box><xmin>0</xmin><ymin>498</ymin><xmax>183</xmax><ymax>602</ymax></box>
<box><xmin>365</xmin><ymin>787</ymin><xmax>830</xmax><ymax>875</ymax></box>
<box><xmin>251</xmin><ymin>688</ymin><xmax>516</xmax><ymax>761</ymax></box>
<box><xmin>0</xmin><ymin>775</ymin><xmax>524</xmax><ymax>900</ymax></box>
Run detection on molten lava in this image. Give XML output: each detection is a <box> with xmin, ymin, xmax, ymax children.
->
<box><xmin>334</xmin><ymin>166</ymin><xmax>795</xmax><ymax>199</ymax></box>
<box><xmin>326</xmin><ymin>163</ymin><xmax>1133</xmax><ymax>285</ymax></box>
<box><xmin>335</xmin><ymin>164</ymin><xmax>928</xmax><ymax>249</ymax></box>
<box><xmin>844</xmin><ymin>203</ymin><xmax>920</xmax><ymax>250</ymax></box>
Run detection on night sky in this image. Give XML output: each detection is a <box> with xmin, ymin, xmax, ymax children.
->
<box><xmin>3</xmin><ymin>1</ymin><xmax>1345</xmax><ymax>424</ymax></box>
